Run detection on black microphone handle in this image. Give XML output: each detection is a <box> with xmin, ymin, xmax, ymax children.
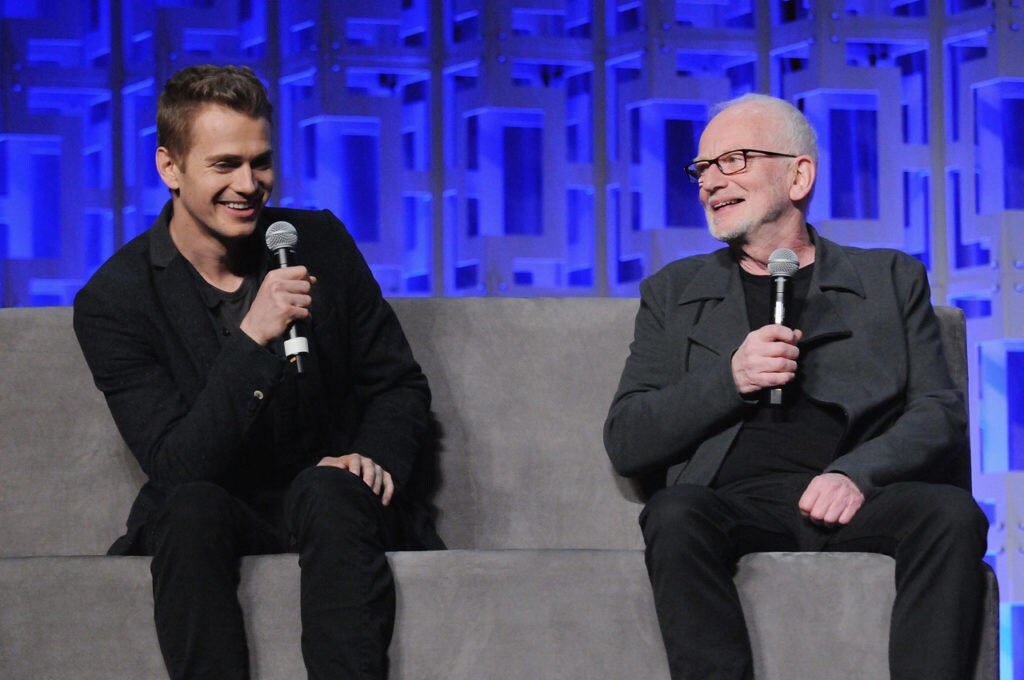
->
<box><xmin>276</xmin><ymin>247</ymin><xmax>291</xmax><ymax>269</ymax></box>
<box><xmin>769</xmin><ymin>275</ymin><xmax>790</xmax><ymax>405</ymax></box>
<box><xmin>287</xmin><ymin>325</ymin><xmax>306</xmax><ymax>374</ymax></box>
<box><xmin>273</xmin><ymin>246</ymin><xmax>307</xmax><ymax>374</ymax></box>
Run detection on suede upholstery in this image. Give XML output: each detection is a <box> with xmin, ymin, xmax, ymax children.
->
<box><xmin>0</xmin><ymin>301</ymin><xmax>997</xmax><ymax>679</ymax></box>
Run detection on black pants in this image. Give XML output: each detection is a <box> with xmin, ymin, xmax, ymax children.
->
<box><xmin>144</xmin><ymin>466</ymin><xmax>396</xmax><ymax>680</ymax></box>
<box><xmin>640</xmin><ymin>475</ymin><xmax>989</xmax><ymax>680</ymax></box>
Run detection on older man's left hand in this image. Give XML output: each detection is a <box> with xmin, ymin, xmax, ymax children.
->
<box><xmin>798</xmin><ymin>472</ymin><xmax>864</xmax><ymax>526</ymax></box>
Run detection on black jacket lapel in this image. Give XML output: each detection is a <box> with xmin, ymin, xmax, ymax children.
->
<box><xmin>147</xmin><ymin>209</ymin><xmax>222</xmax><ymax>378</ymax></box>
<box><xmin>680</xmin><ymin>250</ymin><xmax>750</xmax><ymax>359</ymax></box>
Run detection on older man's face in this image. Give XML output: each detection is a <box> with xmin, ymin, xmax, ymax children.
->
<box><xmin>696</xmin><ymin>106</ymin><xmax>798</xmax><ymax>243</ymax></box>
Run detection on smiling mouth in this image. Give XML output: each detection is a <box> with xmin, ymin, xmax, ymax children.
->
<box><xmin>712</xmin><ymin>199</ymin><xmax>743</xmax><ymax>211</ymax></box>
<box><xmin>221</xmin><ymin>201</ymin><xmax>258</xmax><ymax>211</ymax></box>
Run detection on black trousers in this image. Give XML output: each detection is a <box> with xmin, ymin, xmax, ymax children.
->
<box><xmin>144</xmin><ymin>466</ymin><xmax>396</xmax><ymax>680</ymax></box>
<box><xmin>640</xmin><ymin>475</ymin><xmax>989</xmax><ymax>680</ymax></box>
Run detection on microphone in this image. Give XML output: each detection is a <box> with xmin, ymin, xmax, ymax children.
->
<box><xmin>265</xmin><ymin>220</ymin><xmax>309</xmax><ymax>374</ymax></box>
<box><xmin>767</xmin><ymin>248</ymin><xmax>799</xmax><ymax>405</ymax></box>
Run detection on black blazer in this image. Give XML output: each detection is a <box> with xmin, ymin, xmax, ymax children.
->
<box><xmin>604</xmin><ymin>227</ymin><xmax>967</xmax><ymax>496</ymax></box>
<box><xmin>74</xmin><ymin>202</ymin><xmax>439</xmax><ymax>553</ymax></box>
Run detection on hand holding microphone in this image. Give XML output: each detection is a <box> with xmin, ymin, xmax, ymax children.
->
<box><xmin>730</xmin><ymin>248</ymin><xmax>801</xmax><ymax>399</ymax></box>
<box><xmin>731</xmin><ymin>325</ymin><xmax>802</xmax><ymax>396</ymax></box>
<box><xmin>239</xmin><ymin>221</ymin><xmax>312</xmax><ymax>372</ymax></box>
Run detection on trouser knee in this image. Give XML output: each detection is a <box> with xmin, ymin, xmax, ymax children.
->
<box><xmin>641</xmin><ymin>484</ymin><xmax>731</xmax><ymax>553</ymax></box>
<box><xmin>286</xmin><ymin>466</ymin><xmax>383</xmax><ymax>544</ymax></box>
<box><xmin>640</xmin><ymin>485</ymin><xmax>744</xmax><ymax>586</ymax></box>
<box><xmin>907</xmin><ymin>485</ymin><xmax>988</xmax><ymax>556</ymax></box>
<box><xmin>149</xmin><ymin>481</ymin><xmax>240</xmax><ymax>557</ymax></box>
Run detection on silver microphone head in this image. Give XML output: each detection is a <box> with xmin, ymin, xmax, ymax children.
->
<box><xmin>767</xmin><ymin>248</ymin><xmax>799</xmax><ymax>278</ymax></box>
<box><xmin>265</xmin><ymin>221</ymin><xmax>298</xmax><ymax>252</ymax></box>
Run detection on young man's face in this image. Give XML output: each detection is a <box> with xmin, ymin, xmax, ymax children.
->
<box><xmin>157</xmin><ymin>103</ymin><xmax>274</xmax><ymax>245</ymax></box>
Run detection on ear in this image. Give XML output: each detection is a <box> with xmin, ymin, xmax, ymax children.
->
<box><xmin>788</xmin><ymin>155</ymin><xmax>816</xmax><ymax>203</ymax></box>
<box><xmin>155</xmin><ymin>146</ymin><xmax>182</xmax><ymax>192</ymax></box>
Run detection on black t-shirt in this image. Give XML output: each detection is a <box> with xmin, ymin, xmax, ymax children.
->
<box><xmin>711</xmin><ymin>264</ymin><xmax>846</xmax><ymax>488</ymax></box>
<box><xmin>191</xmin><ymin>270</ymin><xmax>258</xmax><ymax>345</ymax></box>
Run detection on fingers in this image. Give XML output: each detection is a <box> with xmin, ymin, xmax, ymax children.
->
<box><xmin>798</xmin><ymin>473</ymin><xmax>865</xmax><ymax>526</ymax></box>
<box><xmin>760</xmin><ymin>324</ymin><xmax>800</xmax><ymax>344</ymax></box>
<box><xmin>240</xmin><ymin>267</ymin><xmax>315</xmax><ymax>346</ymax></box>
<box><xmin>361</xmin><ymin>458</ymin><xmax>382</xmax><ymax>495</ymax></box>
<box><xmin>316</xmin><ymin>454</ymin><xmax>394</xmax><ymax>506</ymax></box>
<box><xmin>266</xmin><ymin>266</ymin><xmax>314</xmax><ymax>318</ymax></box>
<box><xmin>731</xmin><ymin>324</ymin><xmax>802</xmax><ymax>394</ymax></box>
<box><xmin>342</xmin><ymin>454</ymin><xmax>383</xmax><ymax>495</ymax></box>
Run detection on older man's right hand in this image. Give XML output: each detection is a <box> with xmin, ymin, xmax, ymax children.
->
<box><xmin>731</xmin><ymin>324</ymin><xmax>802</xmax><ymax>395</ymax></box>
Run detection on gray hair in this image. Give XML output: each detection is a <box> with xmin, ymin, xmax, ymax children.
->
<box><xmin>710</xmin><ymin>93</ymin><xmax>818</xmax><ymax>163</ymax></box>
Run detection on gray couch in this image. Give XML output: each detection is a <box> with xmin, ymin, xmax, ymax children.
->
<box><xmin>0</xmin><ymin>300</ymin><xmax>998</xmax><ymax>679</ymax></box>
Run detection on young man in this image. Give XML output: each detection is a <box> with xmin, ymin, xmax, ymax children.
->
<box><xmin>604</xmin><ymin>94</ymin><xmax>988</xmax><ymax>679</ymax></box>
<box><xmin>74</xmin><ymin>64</ymin><xmax>439</xmax><ymax>679</ymax></box>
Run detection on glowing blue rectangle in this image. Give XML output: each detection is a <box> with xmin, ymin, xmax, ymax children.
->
<box><xmin>1003</xmin><ymin>99</ymin><xmax>1024</xmax><ymax>210</ymax></box>
<box><xmin>829</xmin><ymin>108</ymin><xmax>879</xmax><ymax>220</ymax></box>
<box><xmin>503</xmin><ymin>127</ymin><xmax>542</xmax><ymax>236</ymax></box>
<box><xmin>979</xmin><ymin>340</ymin><xmax>1024</xmax><ymax>472</ymax></box>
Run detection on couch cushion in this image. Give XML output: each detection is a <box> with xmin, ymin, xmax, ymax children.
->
<box><xmin>0</xmin><ymin>308</ymin><xmax>143</xmax><ymax>557</ymax></box>
<box><xmin>0</xmin><ymin>302</ymin><xmax>970</xmax><ymax>556</ymax></box>
<box><xmin>0</xmin><ymin>301</ymin><xmax>648</xmax><ymax>556</ymax></box>
<box><xmin>0</xmin><ymin>551</ymin><xmax>999</xmax><ymax>679</ymax></box>
<box><xmin>390</xmin><ymin>298</ymin><xmax>646</xmax><ymax>550</ymax></box>
<box><xmin>0</xmin><ymin>551</ymin><xmax>667</xmax><ymax>680</ymax></box>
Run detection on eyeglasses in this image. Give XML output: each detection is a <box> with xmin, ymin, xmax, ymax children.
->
<box><xmin>684</xmin><ymin>148</ymin><xmax>798</xmax><ymax>183</ymax></box>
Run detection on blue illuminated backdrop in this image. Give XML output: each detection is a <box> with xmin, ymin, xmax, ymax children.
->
<box><xmin>2</xmin><ymin>0</ymin><xmax>1024</xmax><ymax>674</ymax></box>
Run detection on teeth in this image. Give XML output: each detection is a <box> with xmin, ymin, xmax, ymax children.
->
<box><xmin>224</xmin><ymin>202</ymin><xmax>249</xmax><ymax>210</ymax></box>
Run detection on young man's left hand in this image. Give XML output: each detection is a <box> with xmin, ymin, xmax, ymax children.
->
<box><xmin>318</xmin><ymin>454</ymin><xmax>394</xmax><ymax>506</ymax></box>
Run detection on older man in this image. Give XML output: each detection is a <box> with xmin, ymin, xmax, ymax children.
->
<box><xmin>604</xmin><ymin>94</ymin><xmax>987</xmax><ymax>679</ymax></box>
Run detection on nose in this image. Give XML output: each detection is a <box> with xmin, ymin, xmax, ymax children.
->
<box><xmin>699</xmin><ymin>163</ymin><xmax>728</xmax><ymax>194</ymax></box>
<box><xmin>234</xmin><ymin>164</ymin><xmax>265</xmax><ymax>196</ymax></box>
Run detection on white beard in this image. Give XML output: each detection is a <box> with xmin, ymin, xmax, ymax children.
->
<box><xmin>705</xmin><ymin>208</ymin><xmax>752</xmax><ymax>243</ymax></box>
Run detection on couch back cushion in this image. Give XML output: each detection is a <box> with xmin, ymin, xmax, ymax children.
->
<box><xmin>0</xmin><ymin>301</ymin><xmax>966</xmax><ymax>556</ymax></box>
<box><xmin>0</xmin><ymin>307</ymin><xmax>143</xmax><ymax>557</ymax></box>
<box><xmin>389</xmin><ymin>298</ymin><xmax>645</xmax><ymax>550</ymax></box>
<box><xmin>0</xmin><ymin>301</ymin><xmax>645</xmax><ymax>556</ymax></box>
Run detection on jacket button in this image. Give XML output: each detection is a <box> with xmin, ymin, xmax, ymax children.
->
<box><xmin>253</xmin><ymin>390</ymin><xmax>264</xmax><ymax>400</ymax></box>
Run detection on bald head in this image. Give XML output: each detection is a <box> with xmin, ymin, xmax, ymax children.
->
<box><xmin>706</xmin><ymin>94</ymin><xmax>818</xmax><ymax>163</ymax></box>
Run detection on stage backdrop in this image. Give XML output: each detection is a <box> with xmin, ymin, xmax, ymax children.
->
<box><xmin>2</xmin><ymin>0</ymin><xmax>1024</xmax><ymax>673</ymax></box>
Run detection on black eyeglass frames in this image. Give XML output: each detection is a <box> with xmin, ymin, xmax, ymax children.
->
<box><xmin>684</xmin><ymin>148</ymin><xmax>798</xmax><ymax>183</ymax></box>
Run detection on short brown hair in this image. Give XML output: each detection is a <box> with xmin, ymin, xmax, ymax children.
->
<box><xmin>157</xmin><ymin>64</ymin><xmax>273</xmax><ymax>162</ymax></box>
